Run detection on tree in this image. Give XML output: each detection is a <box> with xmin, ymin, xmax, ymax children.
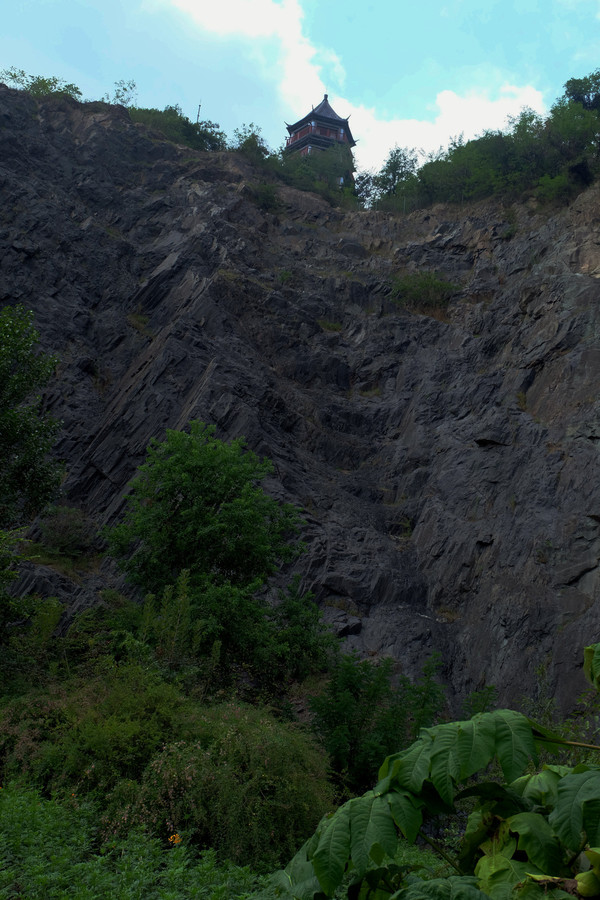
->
<box><xmin>103</xmin><ymin>79</ymin><xmax>138</xmax><ymax>107</ymax></box>
<box><xmin>563</xmin><ymin>68</ymin><xmax>600</xmax><ymax>112</ymax></box>
<box><xmin>108</xmin><ymin>421</ymin><xmax>301</xmax><ymax>594</ymax></box>
<box><xmin>230</xmin><ymin>123</ymin><xmax>271</xmax><ymax>161</ymax></box>
<box><xmin>0</xmin><ymin>67</ymin><xmax>82</xmax><ymax>100</ymax></box>
<box><xmin>0</xmin><ymin>305</ymin><xmax>61</xmax><ymax>528</ymax></box>
<box><xmin>373</xmin><ymin>145</ymin><xmax>419</xmax><ymax>199</ymax></box>
<box><xmin>310</xmin><ymin>653</ymin><xmax>445</xmax><ymax>794</ymax></box>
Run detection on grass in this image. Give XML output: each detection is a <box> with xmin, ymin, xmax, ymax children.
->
<box><xmin>0</xmin><ymin>783</ymin><xmax>277</xmax><ymax>899</ymax></box>
<box><xmin>317</xmin><ymin>318</ymin><xmax>343</xmax><ymax>332</ymax></box>
<box><xmin>25</xmin><ymin>542</ymin><xmax>102</xmax><ymax>579</ymax></box>
<box><xmin>126</xmin><ymin>311</ymin><xmax>153</xmax><ymax>338</ymax></box>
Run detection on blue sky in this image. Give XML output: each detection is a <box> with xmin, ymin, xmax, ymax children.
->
<box><xmin>2</xmin><ymin>0</ymin><xmax>600</xmax><ymax>171</ymax></box>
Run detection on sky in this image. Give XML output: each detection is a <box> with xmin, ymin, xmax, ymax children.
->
<box><xmin>2</xmin><ymin>0</ymin><xmax>600</xmax><ymax>172</ymax></box>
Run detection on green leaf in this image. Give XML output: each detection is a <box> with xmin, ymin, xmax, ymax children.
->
<box><xmin>387</xmin><ymin>791</ymin><xmax>423</xmax><ymax>843</ymax></box>
<box><xmin>429</xmin><ymin>723</ymin><xmax>462</xmax><ymax>805</ymax></box>
<box><xmin>349</xmin><ymin>793</ymin><xmax>398</xmax><ymax>873</ymax></box>
<box><xmin>456</xmin><ymin>715</ymin><xmax>497</xmax><ymax>781</ymax></box>
<box><xmin>476</xmin><ymin>853</ymin><xmax>544</xmax><ymax>900</ymax></box>
<box><xmin>459</xmin><ymin>807</ymin><xmax>495</xmax><ymax>874</ymax></box>
<box><xmin>507</xmin><ymin>812</ymin><xmax>565</xmax><ymax>874</ymax></box>
<box><xmin>494</xmin><ymin>710</ymin><xmax>537</xmax><ymax>782</ymax></box>
<box><xmin>456</xmin><ymin>782</ymin><xmax>531</xmax><ymax>816</ymax></box>
<box><xmin>392</xmin><ymin>875</ymin><xmax>486</xmax><ymax>900</ymax></box>
<box><xmin>584</xmin><ymin>644</ymin><xmax>600</xmax><ymax>690</ymax></box>
<box><xmin>277</xmin><ymin>836</ymin><xmax>328</xmax><ymax>900</ymax></box>
<box><xmin>584</xmin><ymin>847</ymin><xmax>600</xmax><ymax>875</ymax></box>
<box><xmin>510</xmin><ymin>766</ymin><xmax>570</xmax><ymax>809</ymax></box>
<box><xmin>312</xmin><ymin>806</ymin><xmax>352</xmax><ymax>895</ymax></box>
<box><xmin>385</xmin><ymin>734</ymin><xmax>435</xmax><ymax>794</ymax></box>
<box><xmin>549</xmin><ymin>769</ymin><xmax>600</xmax><ymax>851</ymax></box>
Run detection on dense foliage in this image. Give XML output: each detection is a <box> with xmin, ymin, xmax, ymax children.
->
<box><xmin>0</xmin><ymin>784</ymin><xmax>279</xmax><ymax>898</ymax></box>
<box><xmin>369</xmin><ymin>76</ymin><xmax>600</xmax><ymax>211</ymax></box>
<box><xmin>311</xmin><ymin>653</ymin><xmax>446</xmax><ymax>795</ymax></box>
<box><xmin>277</xmin><ymin>648</ymin><xmax>600</xmax><ymax>900</ymax></box>
<box><xmin>0</xmin><ymin>66</ymin><xmax>82</xmax><ymax>99</ymax></box>
<box><xmin>0</xmin><ymin>305</ymin><xmax>61</xmax><ymax>528</ymax></box>
<box><xmin>108</xmin><ymin>420</ymin><xmax>301</xmax><ymax>594</ymax></box>
<box><xmin>129</xmin><ymin>104</ymin><xmax>227</xmax><ymax>151</ymax></box>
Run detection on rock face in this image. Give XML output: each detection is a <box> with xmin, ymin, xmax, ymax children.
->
<box><xmin>3</xmin><ymin>85</ymin><xmax>600</xmax><ymax>711</ymax></box>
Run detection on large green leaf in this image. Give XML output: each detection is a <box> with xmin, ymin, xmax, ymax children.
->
<box><xmin>392</xmin><ymin>875</ymin><xmax>486</xmax><ymax>900</ymax></box>
<box><xmin>459</xmin><ymin>807</ymin><xmax>496</xmax><ymax>874</ymax></box>
<box><xmin>510</xmin><ymin>766</ymin><xmax>570</xmax><ymax>810</ymax></box>
<box><xmin>383</xmin><ymin>734</ymin><xmax>436</xmax><ymax>795</ymax></box>
<box><xmin>312</xmin><ymin>804</ymin><xmax>352</xmax><ymax>896</ymax></box>
<box><xmin>456</xmin><ymin>715</ymin><xmax>497</xmax><ymax>781</ymax></box>
<box><xmin>476</xmin><ymin>853</ymin><xmax>544</xmax><ymax>900</ymax></box>
<box><xmin>493</xmin><ymin>710</ymin><xmax>537</xmax><ymax>782</ymax></box>
<box><xmin>349</xmin><ymin>793</ymin><xmax>399</xmax><ymax>872</ymax></box>
<box><xmin>430</xmin><ymin>723</ymin><xmax>462</xmax><ymax>805</ymax></box>
<box><xmin>507</xmin><ymin>812</ymin><xmax>565</xmax><ymax>874</ymax></box>
<box><xmin>549</xmin><ymin>769</ymin><xmax>600</xmax><ymax>851</ymax></box>
<box><xmin>276</xmin><ymin>840</ymin><xmax>327</xmax><ymax>900</ymax></box>
<box><xmin>387</xmin><ymin>790</ymin><xmax>423</xmax><ymax>843</ymax></box>
<box><xmin>584</xmin><ymin>644</ymin><xmax>600</xmax><ymax>690</ymax></box>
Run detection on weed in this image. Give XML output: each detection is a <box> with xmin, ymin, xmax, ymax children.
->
<box><xmin>390</xmin><ymin>270</ymin><xmax>459</xmax><ymax>313</ymax></box>
<box><xmin>317</xmin><ymin>318</ymin><xmax>343</xmax><ymax>332</ymax></box>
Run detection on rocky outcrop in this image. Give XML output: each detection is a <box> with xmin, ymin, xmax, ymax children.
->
<box><xmin>3</xmin><ymin>84</ymin><xmax>600</xmax><ymax>711</ymax></box>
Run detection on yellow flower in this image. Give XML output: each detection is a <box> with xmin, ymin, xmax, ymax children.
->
<box><xmin>168</xmin><ymin>833</ymin><xmax>182</xmax><ymax>845</ymax></box>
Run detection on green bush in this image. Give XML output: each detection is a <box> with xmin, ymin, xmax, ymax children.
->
<box><xmin>390</xmin><ymin>271</ymin><xmax>459</xmax><ymax>311</ymax></box>
<box><xmin>38</xmin><ymin>505</ymin><xmax>96</xmax><ymax>557</ymax></box>
<box><xmin>129</xmin><ymin>105</ymin><xmax>227</xmax><ymax>151</ymax></box>
<box><xmin>0</xmin><ymin>664</ymin><xmax>186</xmax><ymax>795</ymax></box>
<box><xmin>310</xmin><ymin>653</ymin><xmax>446</xmax><ymax>794</ymax></box>
<box><xmin>107</xmin><ymin>421</ymin><xmax>301</xmax><ymax>595</ymax></box>
<box><xmin>0</xmin><ymin>304</ymin><xmax>61</xmax><ymax>528</ymax></box>
<box><xmin>536</xmin><ymin>172</ymin><xmax>576</xmax><ymax>204</ymax></box>
<box><xmin>0</xmin><ymin>783</ymin><xmax>276</xmax><ymax>898</ymax></box>
<box><xmin>104</xmin><ymin>703</ymin><xmax>334</xmax><ymax>869</ymax></box>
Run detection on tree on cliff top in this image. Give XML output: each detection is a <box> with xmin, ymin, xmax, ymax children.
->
<box><xmin>0</xmin><ymin>67</ymin><xmax>82</xmax><ymax>100</ymax></box>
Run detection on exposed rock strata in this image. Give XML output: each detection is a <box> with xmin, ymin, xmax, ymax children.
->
<box><xmin>3</xmin><ymin>85</ymin><xmax>600</xmax><ymax>710</ymax></box>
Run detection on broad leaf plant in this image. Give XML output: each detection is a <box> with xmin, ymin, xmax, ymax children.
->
<box><xmin>276</xmin><ymin>644</ymin><xmax>600</xmax><ymax>900</ymax></box>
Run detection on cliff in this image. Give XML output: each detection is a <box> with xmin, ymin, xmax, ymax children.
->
<box><xmin>3</xmin><ymin>84</ymin><xmax>600</xmax><ymax>711</ymax></box>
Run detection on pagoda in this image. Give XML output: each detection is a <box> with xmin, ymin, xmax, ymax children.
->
<box><xmin>285</xmin><ymin>94</ymin><xmax>356</xmax><ymax>157</ymax></box>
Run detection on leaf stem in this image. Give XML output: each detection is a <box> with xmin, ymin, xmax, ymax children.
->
<box><xmin>537</xmin><ymin>737</ymin><xmax>600</xmax><ymax>752</ymax></box>
<box><xmin>417</xmin><ymin>829</ymin><xmax>461</xmax><ymax>874</ymax></box>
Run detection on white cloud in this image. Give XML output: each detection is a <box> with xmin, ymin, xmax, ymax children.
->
<box><xmin>162</xmin><ymin>0</ymin><xmax>546</xmax><ymax>172</ymax></box>
<box><xmin>163</xmin><ymin>0</ymin><xmax>336</xmax><ymax>111</ymax></box>
<box><xmin>344</xmin><ymin>83</ymin><xmax>546</xmax><ymax>172</ymax></box>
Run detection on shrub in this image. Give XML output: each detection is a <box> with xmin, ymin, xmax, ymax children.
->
<box><xmin>38</xmin><ymin>505</ymin><xmax>96</xmax><ymax>557</ymax></box>
<box><xmin>311</xmin><ymin>653</ymin><xmax>446</xmax><ymax>794</ymax></box>
<box><xmin>107</xmin><ymin>421</ymin><xmax>301</xmax><ymax>595</ymax></box>
<box><xmin>104</xmin><ymin>703</ymin><xmax>334</xmax><ymax>869</ymax></box>
<box><xmin>0</xmin><ymin>664</ymin><xmax>186</xmax><ymax>795</ymax></box>
<box><xmin>0</xmin><ymin>304</ymin><xmax>61</xmax><ymax>528</ymax></box>
<box><xmin>390</xmin><ymin>270</ymin><xmax>459</xmax><ymax>311</ymax></box>
<box><xmin>0</xmin><ymin>783</ymin><xmax>277</xmax><ymax>898</ymax></box>
<box><xmin>129</xmin><ymin>105</ymin><xmax>227</xmax><ymax>151</ymax></box>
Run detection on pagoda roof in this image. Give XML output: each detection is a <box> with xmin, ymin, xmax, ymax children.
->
<box><xmin>286</xmin><ymin>94</ymin><xmax>356</xmax><ymax>147</ymax></box>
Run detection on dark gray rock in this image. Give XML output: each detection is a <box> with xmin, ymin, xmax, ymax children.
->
<box><xmin>3</xmin><ymin>84</ymin><xmax>600</xmax><ymax>712</ymax></box>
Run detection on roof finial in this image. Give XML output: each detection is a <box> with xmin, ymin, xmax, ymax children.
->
<box><xmin>324</xmin><ymin>93</ymin><xmax>328</xmax><ymax>100</ymax></box>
